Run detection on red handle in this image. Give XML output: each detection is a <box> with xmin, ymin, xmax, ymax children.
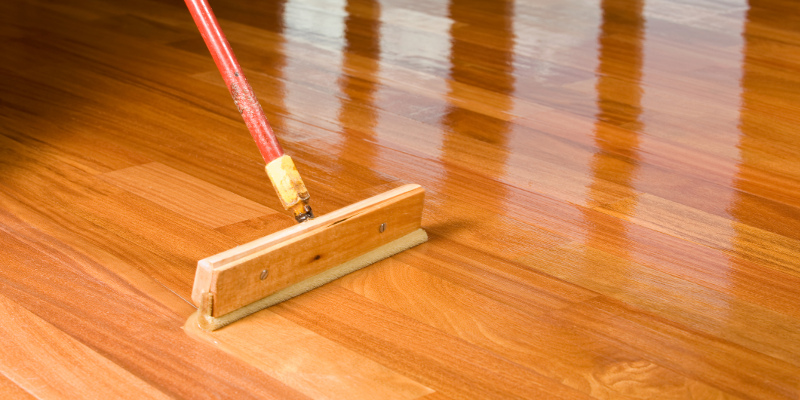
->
<box><xmin>184</xmin><ymin>0</ymin><xmax>284</xmax><ymax>163</ymax></box>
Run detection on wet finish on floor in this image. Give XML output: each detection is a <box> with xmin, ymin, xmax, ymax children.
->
<box><xmin>1</xmin><ymin>0</ymin><xmax>799</xmax><ymax>398</ymax></box>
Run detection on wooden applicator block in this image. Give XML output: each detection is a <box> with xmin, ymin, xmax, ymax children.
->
<box><xmin>192</xmin><ymin>184</ymin><xmax>427</xmax><ymax>330</ymax></box>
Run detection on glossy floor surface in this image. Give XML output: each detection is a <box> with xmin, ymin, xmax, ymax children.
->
<box><xmin>1</xmin><ymin>0</ymin><xmax>800</xmax><ymax>398</ymax></box>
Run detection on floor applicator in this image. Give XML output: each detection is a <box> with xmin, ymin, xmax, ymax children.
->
<box><xmin>183</xmin><ymin>0</ymin><xmax>427</xmax><ymax>331</ymax></box>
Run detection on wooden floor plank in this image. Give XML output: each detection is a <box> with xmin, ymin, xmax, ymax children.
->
<box><xmin>0</xmin><ymin>293</ymin><xmax>172</xmax><ymax>400</ymax></box>
<box><xmin>551</xmin><ymin>298</ymin><xmax>800</xmax><ymax>400</ymax></box>
<box><xmin>1</xmin><ymin>0</ymin><xmax>800</xmax><ymax>397</ymax></box>
<box><xmin>335</xmin><ymin>259</ymin><xmax>738</xmax><ymax>399</ymax></box>
<box><xmin>272</xmin><ymin>285</ymin><xmax>594</xmax><ymax>400</ymax></box>
<box><xmin>0</xmin><ymin>373</ymin><xmax>36</xmax><ymax>400</ymax></box>
<box><xmin>185</xmin><ymin>310</ymin><xmax>434</xmax><ymax>400</ymax></box>
<box><xmin>0</xmin><ymin>205</ymin><xmax>309</xmax><ymax>400</ymax></box>
<box><xmin>597</xmin><ymin>194</ymin><xmax>800</xmax><ymax>277</ymax></box>
<box><xmin>101</xmin><ymin>162</ymin><xmax>276</xmax><ymax>229</ymax></box>
<box><xmin>518</xmin><ymin>244</ymin><xmax>800</xmax><ymax>366</ymax></box>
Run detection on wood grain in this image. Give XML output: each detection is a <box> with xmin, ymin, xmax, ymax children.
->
<box><xmin>552</xmin><ymin>298</ymin><xmax>800</xmax><ymax>400</ymax></box>
<box><xmin>0</xmin><ymin>373</ymin><xmax>36</xmax><ymax>400</ymax></box>
<box><xmin>0</xmin><ymin>292</ymin><xmax>172</xmax><ymax>399</ymax></box>
<box><xmin>101</xmin><ymin>162</ymin><xmax>275</xmax><ymax>228</ymax></box>
<box><xmin>0</xmin><ymin>205</ymin><xmax>310</xmax><ymax>400</ymax></box>
<box><xmin>335</xmin><ymin>259</ymin><xmax>737</xmax><ymax>399</ymax></box>
<box><xmin>184</xmin><ymin>310</ymin><xmax>433</xmax><ymax>400</ymax></box>
<box><xmin>273</xmin><ymin>285</ymin><xmax>595</xmax><ymax>400</ymax></box>
<box><xmin>517</xmin><ymin>244</ymin><xmax>800</xmax><ymax>366</ymax></box>
<box><xmin>1</xmin><ymin>0</ymin><xmax>800</xmax><ymax>398</ymax></box>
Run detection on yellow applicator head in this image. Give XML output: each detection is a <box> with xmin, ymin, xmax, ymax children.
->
<box><xmin>191</xmin><ymin>184</ymin><xmax>427</xmax><ymax>331</ymax></box>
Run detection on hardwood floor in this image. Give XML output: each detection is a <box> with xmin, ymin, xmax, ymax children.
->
<box><xmin>1</xmin><ymin>0</ymin><xmax>799</xmax><ymax>398</ymax></box>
